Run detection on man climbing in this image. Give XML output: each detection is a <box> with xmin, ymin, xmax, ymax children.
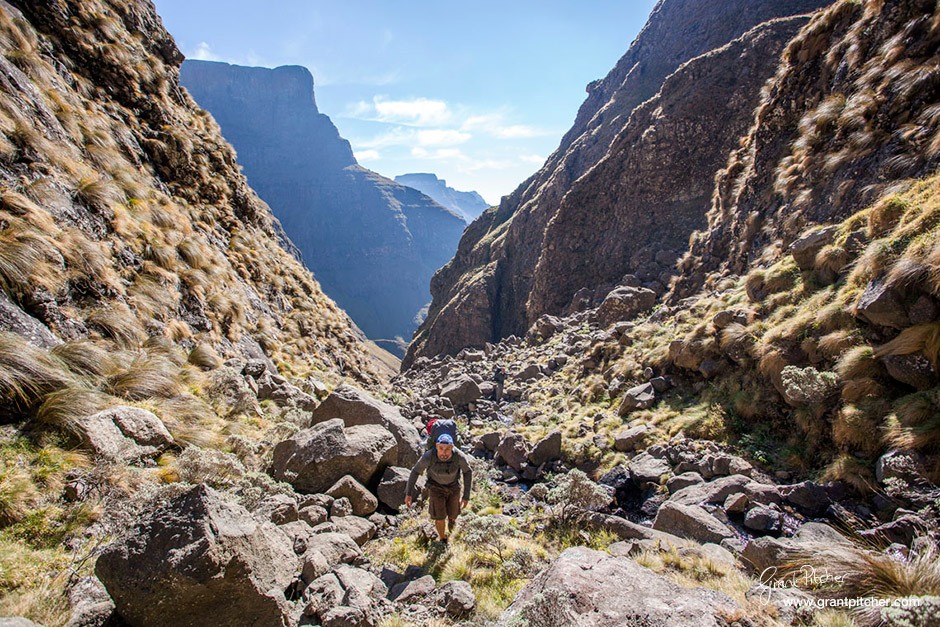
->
<box><xmin>404</xmin><ymin>432</ymin><xmax>472</xmax><ymax>543</ymax></box>
<box><xmin>491</xmin><ymin>366</ymin><xmax>506</xmax><ymax>400</ymax></box>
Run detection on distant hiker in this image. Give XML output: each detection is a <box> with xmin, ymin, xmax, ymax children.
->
<box><xmin>491</xmin><ymin>366</ymin><xmax>506</xmax><ymax>400</ymax></box>
<box><xmin>404</xmin><ymin>433</ymin><xmax>472</xmax><ymax>543</ymax></box>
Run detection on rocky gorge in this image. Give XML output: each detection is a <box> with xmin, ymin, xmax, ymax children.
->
<box><xmin>1</xmin><ymin>0</ymin><xmax>940</xmax><ymax>627</ymax></box>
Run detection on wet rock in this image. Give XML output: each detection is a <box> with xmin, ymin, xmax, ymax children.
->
<box><xmin>653</xmin><ymin>502</ymin><xmax>736</xmax><ymax>544</ymax></box>
<box><xmin>271</xmin><ymin>418</ymin><xmax>397</xmax><ymax>493</ymax></box>
<box><xmin>310</xmin><ymin>384</ymin><xmax>422</xmax><ymax>467</ymax></box>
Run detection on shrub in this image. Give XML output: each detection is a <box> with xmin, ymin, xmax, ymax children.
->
<box><xmin>546</xmin><ymin>469</ymin><xmax>611</xmax><ymax>524</ymax></box>
<box><xmin>174</xmin><ymin>446</ymin><xmax>245</xmax><ymax>488</ymax></box>
<box><xmin>459</xmin><ymin>513</ymin><xmax>514</xmax><ymax>564</ymax></box>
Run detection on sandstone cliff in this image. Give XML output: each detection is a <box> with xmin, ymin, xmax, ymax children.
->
<box><xmin>405</xmin><ymin>0</ymin><xmax>833</xmax><ymax>367</ymax></box>
<box><xmin>180</xmin><ymin>61</ymin><xmax>467</xmax><ymax>352</ymax></box>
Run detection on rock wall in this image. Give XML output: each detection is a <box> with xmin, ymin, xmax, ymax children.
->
<box><xmin>405</xmin><ymin>0</ymin><xmax>833</xmax><ymax>367</ymax></box>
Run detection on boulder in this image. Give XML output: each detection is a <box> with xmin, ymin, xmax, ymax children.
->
<box><xmin>528</xmin><ymin>430</ymin><xmax>562</xmax><ymax>466</ymax></box>
<box><xmin>0</xmin><ymin>620</ymin><xmax>41</xmax><ymax>627</ymax></box>
<box><xmin>480</xmin><ymin>431</ymin><xmax>502</xmax><ymax>452</ymax></box>
<box><xmin>855</xmin><ymin>276</ymin><xmax>910</xmax><ymax>329</ymax></box>
<box><xmin>789</xmin><ymin>225</ymin><xmax>837</xmax><ymax>270</ymax></box>
<box><xmin>299</xmin><ymin>504</ymin><xmax>329</xmax><ymax>527</ymax></box>
<box><xmin>388</xmin><ymin>574</ymin><xmax>435</xmax><ymax>602</ymax></box>
<box><xmin>781</xmin><ymin>481</ymin><xmax>830</xmax><ymax>515</ymax></box>
<box><xmin>433</xmin><ymin>580</ymin><xmax>476</xmax><ymax>618</ymax></box>
<box><xmin>882</xmin><ymin>354</ymin><xmax>938</xmax><ymax>390</ymax></box>
<box><xmin>326</xmin><ymin>476</ymin><xmax>378</xmax><ymax>517</ymax></box>
<box><xmin>65</xmin><ymin>576</ymin><xmax>115</xmax><ymax>627</ymax></box>
<box><xmin>744</xmin><ymin>506</ymin><xmax>782</xmax><ymax>533</ymax></box>
<box><xmin>73</xmin><ymin>406</ymin><xmax>174</xmax><ymax>463</ymax></box>
<box><xmin>256</xmin><ymin>373</ymin><xmax>319</xmax><ymax>412</ymax></box>
<box><xmin>205</xmin><ymin>367</ymin><xmax>261</xmax><ymax>415</ymax></box>
<box><xmin>614</xmin><ymin>424</ymin><xmax>649</xmax><ymax>451</ymax></box>
<box><xmin>495</xmin><ymin>431</ymin><xmax>529</xmax><ymax>472</ymax></box>
<box><xmin>252</xmin><ymin>494</ymin><xmax>299</xmax><ymax>525</ymax></box>
<box><xmin>745</xmin><ymin>585</ymin><xmax>816</xmax><ymax>626</ymax></box>
<box><xmin>439</xmin><ymin>374</ymin><xmax>483</xmax><ymax>407</ymax></box>
<box><xmin>618</xmin><ymin>383</ymin><xmax>656</xmax><ymax>414</ymax></box>
<box><xmin>310</xmin><ymin>384</ymin><xmax>422</xmax><ymax>467</ymax></box>
<box><xmin>859</xmin><ymin>515</ymin><xmax>927</xmax><ymax>546</ymax></box>
<box><xmin>628</xmin><ymin>452</ymin><xmax>671</xmax><ymax>486</ymax></box>
<box><xmin>667</xmin><ymin>472</ymin><xmax>704</xmax><ymax>494</ymax></box>
<box><xmin>652</xmin><ymin>502</ymin><xmax>736</xmax><ymax>544</ymax></box>
<box><xmin>95</xmin><ymin>485</ymin><xmax>301</xmax><ymax>627</ymax></box>
<box><xmin>377</xmin><ymin>466</ymin><xmax>424</xmax><ymax>511</ymax></box>
<box><xmin>331</xmin><ymin>516</ymin><xmax>377</xmax><ymax>546</ymax></box>
<box><xmin>330</xmin><ymin>497</ymin><xmax>353</xmax><ymax>518</ymax></box>
<box><xmin>526</xmin><ymin>314</ymin><xmax>563</xmax><ymax>344</ymax></box>
<box><xmin>497</xmin><ymin>547</ymin><xmax>739</xmax><ymax>626</ymax></box>
<box><xmin>670</xmin><ymin>474</ymin><xmax>754</xmax><ymax>506</ymax></box>
<box><xmin>595</xmin><ymin>286</ymin><xmax>657</xmax><ymax>328</ymax></box>
<box><xmin>271</xmin><ymin>418</ymin><xmax>397</xmax><ymax>493</ymax></box>
<box><xmin>724</xmin><ymin>493</ymin><xmax>749</xmax><ymax>514</ymax></box>
<box><xmin>742</xmin><ymin>522</ymin><xmax>849</xmax><ymax>573</ymax></box>
<box><xmin>304</xmin><ymin>532</ymin><xmax>362</xmax><ymax>570</ymax></box>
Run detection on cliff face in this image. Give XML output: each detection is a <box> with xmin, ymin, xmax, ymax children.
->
<box><xmin>405</xmin><ymin>0</ymin><xmax>832</xmax><ymax>367</ymax></box>
<box><xmin>394</xmin><ymin>172</ymin><xmax>490</xmax><ymax>223</ymax></box>
<box><xmin>0</xmin><ymin>0</ymin><xmax>383</xmax><ymax>383</ymax></box>
<box><xmin>673</xmin><ymin>0</ymin><xmax>940</xmax><ymax>296</ymax></box>
<box><xmin>180</xmin><ymin>61</ymin><xmax>467</xmax><ymax>352</ymax></box>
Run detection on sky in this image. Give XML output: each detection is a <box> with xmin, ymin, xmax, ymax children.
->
<box><xmin>153</xmin><ymin>0</ymin><xmax>659</xmax><ymax>205</ymax></box>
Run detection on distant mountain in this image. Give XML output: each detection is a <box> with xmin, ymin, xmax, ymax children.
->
<box><xmin>180</xmin><ymin>61</ymin><xmax>466</xmax><ymax>353</ymax></box>
<box><xmin>394</xmin><ymin>173</ymin><xmax>490</xmax><ymax>222</ymax></box>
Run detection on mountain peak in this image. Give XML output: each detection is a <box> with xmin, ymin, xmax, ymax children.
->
<box><xmin>394</xmin><ymin>173</ymin><xmax>489</xmax><ymax>223</ymax></box>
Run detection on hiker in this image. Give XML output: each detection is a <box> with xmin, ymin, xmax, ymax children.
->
<box><xmin>491</xmin><ymin>366</ymin><xmax>506</xmax><ymax>400</ymax></box>
<box><xmin>404</xmin><ymin>432</ymin><xmax>472</xmax><ymax>543</ymax></box>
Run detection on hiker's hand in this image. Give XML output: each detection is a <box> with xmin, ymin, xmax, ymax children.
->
<box><xmin>460</xmin><ymin>499</ymin><xmax>468</xmax><ymax>511</ymax></box>
<box><xmin>405</xmin><ymin>495</ymin><xmax>412</xmax><ymax>508</ymax></box>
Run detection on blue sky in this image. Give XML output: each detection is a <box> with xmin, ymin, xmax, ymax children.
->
<box><xmin>154</xmin><ymin>0</ymin><xmax>658</xmax><ymax>204</ymax></box>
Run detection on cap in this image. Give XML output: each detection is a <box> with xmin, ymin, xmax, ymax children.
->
<box><xmin>436</xmin><ymin>433</ymin><xmax>454</xmax><ymax>445</ymax></box>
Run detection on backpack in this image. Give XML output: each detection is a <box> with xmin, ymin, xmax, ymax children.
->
<box><xmin>426</xmin><ymin>418</ymin><xmax>459</xmax><ymax>450</ymax></box>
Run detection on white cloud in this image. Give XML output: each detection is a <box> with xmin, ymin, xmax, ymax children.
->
<box><xmin>190</xmin><ymin>42</ymin><xmax>222</xmax><ymax>62</ymax></box>
<box><xmin>461</xmin><ymin>113</ymin><xmax>547</xmax><ymax>139</ymax></box>
<box><xmin>346</xmin><ymin>97</ymin><xmax>452</xmax><ymax>127</ymax></box>
<box><xmin>355</xmin><ymin>149</ymin><xmax>381</xmax><ymax>162</ymax></box>
<box><xmin>416</xmin><ymin>129</ymin><xmax>471</xmax><ymax>146</ymax></box>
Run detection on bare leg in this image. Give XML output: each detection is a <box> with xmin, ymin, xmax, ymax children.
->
<box><xmin>435</xmin><ymin>519</ymin><xmax>447</xmax><ymax>540</ymax></box>
<box><xmin>448</xmin><ymin>518</ymin><xmax>457</xmax><ymax>533</ymax></box>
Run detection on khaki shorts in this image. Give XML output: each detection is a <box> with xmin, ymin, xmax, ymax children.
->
<box><xmin>427</xmin><ymin>481</ymin><xmax>461</xmax><ymax>521</ymax></box>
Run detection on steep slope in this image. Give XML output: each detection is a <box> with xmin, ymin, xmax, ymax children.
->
<box><xmin>180</xmin><ymin>61</ymin><xmax>467</xmax><ymax>351</ymax></box>
<box><xmin>673</xmin><ymin>0</ymin><xmax>940</xmax><ymax>297</ymax></box>
<box><xmin>394</xmin><ymin>172</ymin><xmax>490</xmax><ymax>223</ymax></box>
<box><xmin>0</xmin><ymin>0</ymin><xmax>383</xmax><ymax>384</ymax></box>
<box><xmin>405</xmin><ymin>0</ymin><xmax>832</xmax><ymax>367</ymax></box>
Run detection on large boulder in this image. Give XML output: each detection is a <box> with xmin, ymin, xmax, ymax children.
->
<box><xmin>495</xmin><ymin>431</ymin><xmax>529</xmax><ymax>471</ymax></box>
<box><xmin>628</xmin><ymin>452</ymin><xmax>671</xmax><ymax>486</ymax></box>
<box><xmin>789</xmin><ymin>225</ymin><xmax>837</xmax><ymax>270</ymax></box>
<box><xmin>618</xmin><ymin>383</ymin><xmax>656</xmax><ymax>414</ymax></box>
<box><xmin>377</xmin><ymin>466</ymin><xmax>424</xmax><ymax>511</ymax></box>
<box><xmin>594</xmin><ymin>286</ymin><xmax>657</xmax><ymax>328</ymax></box>
<box><xmin>741</xmin><ymin>522</ymin><xmax>849</xmax><ymax>573</ymax></box>
<box><xmin>613</xmin><ymin>424</ymin><xmax>649</xmax><ymax>451</ymax></box>
<box><xmin>326</xmin><ymin>475</ymin><xmax>378</xmax><ymax>517</ymax></box>
<box><xmin>653</xmin><ymin>502</ymin><xmax>736</xmax><ymax>544</ymax></box>
<box><xmin>95</xmin><ymin>485</ymin><xmax>301</xmax><ymax>627</ymax></box>
<box><xmin>498</xmin><ymin>547</ymin><xmax>739</xmax><ymax>626</ymax></box>
<box><xmin>74</xmin><ymin>406</ymin><xmax>175</xmax><ymax>463</ymax></box>
<box><xmin>310</xmin><ymin>384</ymin><xmax>421</xmax><ymax>467</ymax></box>
<box><xmin>528</xmin><ymin>430</ymin><xmax>562</xmax><ymax>466</ymax></box>
<box><xmin>271</xmin><ymin>419</ymin><xmax>397</xmax><ymax>493</ymax></box>
<box><xmin>439</xmin><ymin>374</ymin><xmax>483</xmax><ymax>407</ymax></box>
<box><xmin>854</xmin><ymin>276</ymin><xmax>910</xmax><ymax>329</ymax></box>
